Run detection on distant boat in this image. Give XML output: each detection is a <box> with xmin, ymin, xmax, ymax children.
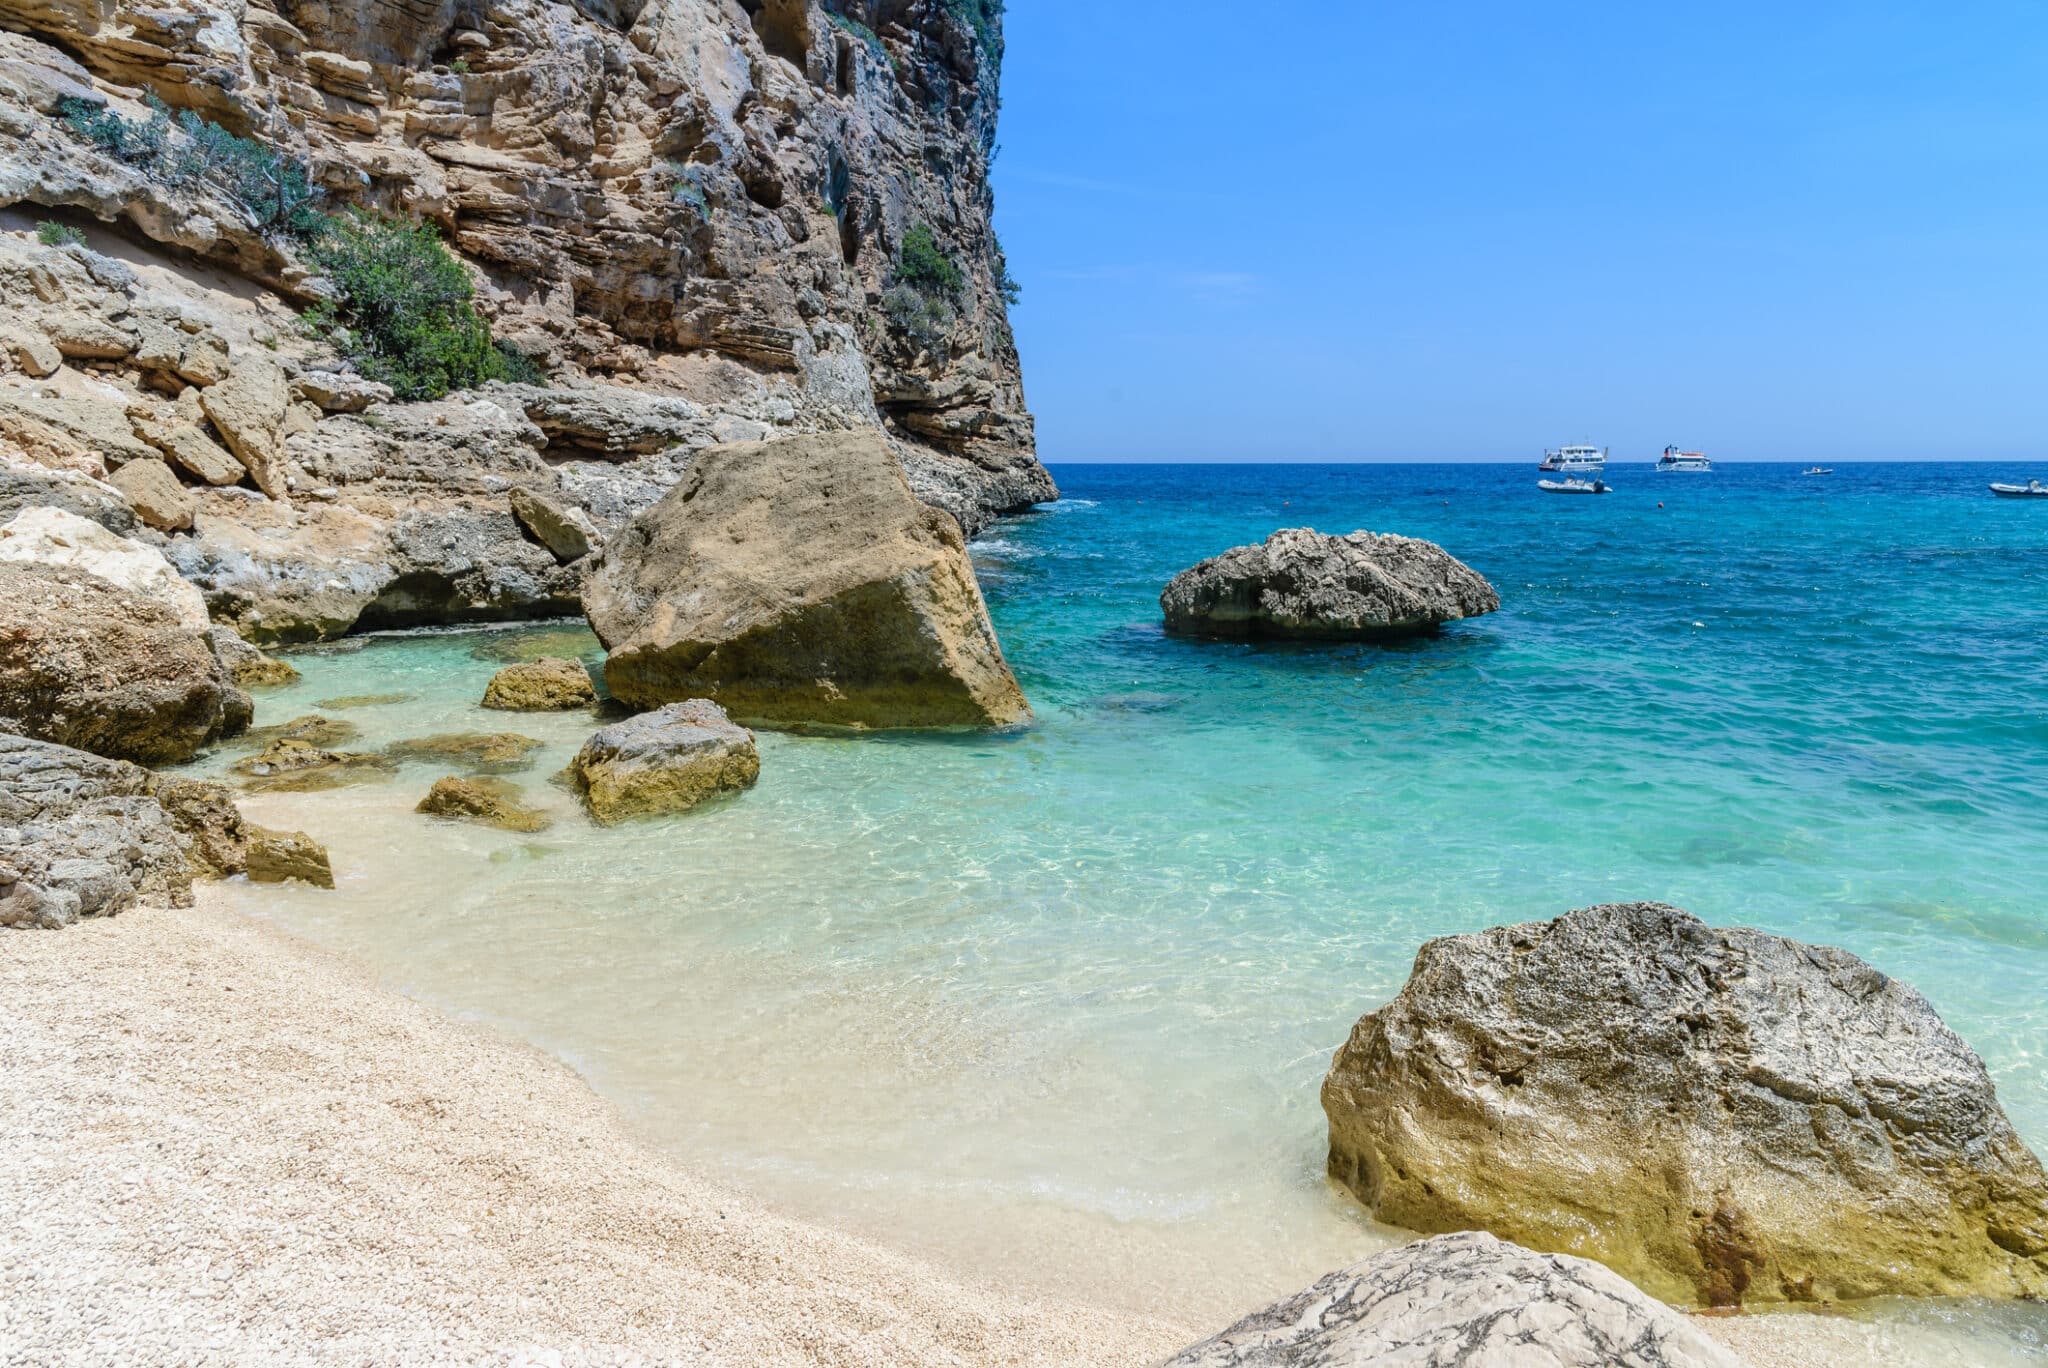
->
<box><xmin>1990</xmin><ymin>480</ymin><xmax>2048</xmax><ymax>499</ymax></box>
<box><xmin>1655</xmin><ymin>445</ymin><xmax>1712</xmax><ymax>472</ymax></box>
<box><xmin>1801</xmin><ymin>467</ymin><xmax>1834</xmax><ymax>476</ymax></box>
<box><xmin>1539</xmin><ymin>477</ymin><xmax>1610</xmax><ymax>495</ymax></box>
<box><xmin>1540</xmin><ymin>443</ymin><xmax>1607</xmax><ymax>472</ymax></box>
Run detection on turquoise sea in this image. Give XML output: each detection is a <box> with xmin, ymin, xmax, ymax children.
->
<box><xmin>203</xmin><ymin>461</ymin><xmax>2048</xmax><ymax>1357</ymax></box>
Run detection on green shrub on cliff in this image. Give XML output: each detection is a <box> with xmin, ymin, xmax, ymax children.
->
<box><xmin>944</xmin><ymin>0</ymin><xmax>1004</xmax><ymax>65</ymax></box>
<box><xmin>36</xmin><ymin>221</ymin><xmax>86</xmax><ymax>248</ymax></box>
<box><xmin>55</xmin><ymin>93</ymin><xmax>320</xmax><ymax>238</ymax></box>
<box><xmin>303</xmin><ymin>213</ymin><xmax>535</xmax><ymax>400</ymax></box>
<box><xmin>883</xmin><ymin>283</ymin><xmax>954</xmax><ymax>353</ymax></box>
<box><xmin>896</xmin><ymin>222</ymin><xmax>964</xmax><ymax>298</ymax></box>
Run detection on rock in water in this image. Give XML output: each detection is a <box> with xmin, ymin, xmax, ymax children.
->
<box><xmin>584</xmin><ymin>432</ymin><xmax>1029</xmax><ymax>728</ymax></box>
<box><xmin>570</xmin><ymin>701</ymin><xmax>759</xmax><ymax>824</ymax></box>
<box><xmin>245</xmin><ymin>827</ymin><xmax>334</xmax><ymax>888</ymax></box>
<box><xmin>1161</xmin><ymin>528</ymin><xmax>1498</xmax><ymax>639</ymax></box>
<box><xmin>1322</xmin><ymin>902</ymin><xmax>2048</xmax><ymax>1306</ymax></box>
<box><xmin>0</xmin><ymin>562</ymin><xmax>249</xmax><ymax>764</ymax></box>
<box><xmin>416</xmin><ymin>776</ymin><xmax>552</xmax><ymax>832</ymax></box>
<box><xmin>481</xmin><ymin>658</ymin><xmax>597</xmax><ymax>711</ymax></box>
<box><xmin>384</xmin><ymin>733</ymin><xmax>543</xmax><ymax>774</ymax></box>
<box><xmin>231</xmin><ymin>738</ymin><xmax>396</xmax><ymax>793</ymax></box>
<box><xmin>1164</xmin><ymin>1232</ymin><xmax>1742</xmax><ymax>1368</ymax></box>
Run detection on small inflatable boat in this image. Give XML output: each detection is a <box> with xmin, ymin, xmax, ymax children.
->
<box><xmin>1990</xmin><ymin>480</ymin><xmax>2048</xmax><ymax>498</ymax></box>
<box><xmin>1539</xmin><ymin>478</ymin><xmax>1610</xmax><ymax>495</ymax></box>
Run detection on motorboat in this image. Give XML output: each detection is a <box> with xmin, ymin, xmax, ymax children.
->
<box><xmin>1800</xmin><ymin>467</ymin><xmax>1833</xmax><ymax>476</ymax></box>
<box><xmin>1655</xmin><ymin>445</ymin><xmax>1712</xmax><ymax>472</ymax></box>
<box><xmin>1539</xmin><ymin>477</ymin><xmax>1610</xmax><ymax>495</ymax></box>
<box><xmin>1540</xmin><ymin>443</ymin><xmax>1607</xmax><ymax>472</ymax></box>
<box><xmin>1990</xmin><ymin>480</ymin><xmax>2048</xmax><ymax>498</ymax></box>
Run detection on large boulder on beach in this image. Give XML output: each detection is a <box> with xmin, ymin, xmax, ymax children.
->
<box><xmin>1161</xmin><ymin>528</ymin><xmax>1498</xmax><ymax>639</ymax></box>
<box><xmin>1165</xmin><ymin>1231</ymin><xmax>1741</xmax><ymax>1368</ymax></box>
<box><xmin>0</xmin><ymin>561</ymin><xmax>250</xmax><ymax>764</ymax></box>
<box><xmin>582</xmin><ymin>431</ymin><xmax>1029</xmax><ymax>729</ymax></box>
<box><xmin>0</xmin><ymin>733</ymin><xmax>192</xmax><ymax>928</ymax></box>
<box><xmin>570</xmin><ymin>700</ymin><xmax>759</xmax><ymax>824</ymax></box>
<box><xmin>1322</xmin><ymin>901</ymin><xmax>2048</xmax><ymax>1307</ymax></box>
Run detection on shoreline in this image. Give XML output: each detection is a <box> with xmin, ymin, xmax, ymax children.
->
<box><xmin>0</xmin><ymin>893</ymin><xmax>2020</xmax><ymax>1366</ymax></box>
<box><xmin>0</xmin><ymin>893</ymin><xmax>1187</xmax><ymax>1366</ymax></box>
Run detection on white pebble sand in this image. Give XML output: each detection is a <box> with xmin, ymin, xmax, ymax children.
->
<box><xmin>0</xmin><ymin>893</ymin><xmax>1965</xmax><ymax>1367</ymax></box>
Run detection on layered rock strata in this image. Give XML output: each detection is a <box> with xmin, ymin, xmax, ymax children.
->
<box><xmin>1322</xmin><ymin>901</ymin><xmax>2048</xmax><ymax>1306</ymax></box>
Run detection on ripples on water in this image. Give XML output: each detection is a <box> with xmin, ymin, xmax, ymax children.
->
<box><xmin>199</xmin><ymin>462</ymin><xmax>2048</xmax><ymax>1360</ymax></box>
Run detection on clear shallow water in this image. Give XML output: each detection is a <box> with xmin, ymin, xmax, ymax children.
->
<box><xmin>198</xmin><ymin>462</ymin><xmax>2048</xmax><ymax>1360</ymax></box>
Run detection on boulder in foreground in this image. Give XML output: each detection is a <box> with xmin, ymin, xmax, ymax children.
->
<box><xmin>1161</xmin><ymin>528</ymin><xmax>1498</xmax><ymax>639</ymax></box>
<box><xmin>570</xmin><ymin>701</ymin><xmax>758</xmax><ymax>824</ymax></box>
<box><xmin>0</xmin><ymin>734</ymin><xmax>190</xmax><ymax>928</ymax></box>
<box><xmin>1323</xmin><ymin>901</ymin><xmax>2048</xmax><ymax>1306</ymax></box>
<box><xmin>481</xmin><ymin>657</ymin><xmax>597</xmax><ymax>711</ymax></box>
<box><xmin>1164</xmin><ymin>1231</ymin><xmax>1741</xmax><ymax>1368</ymax></box>
<box><xmin>583</xmin><ymin>431</ymin><xmax>1029</xmax><ymax>729</ymax></box>
<box><xmin>0</xmin><ymin>561</ymin><xmax>249</xmax><ymax>765</ymax></box>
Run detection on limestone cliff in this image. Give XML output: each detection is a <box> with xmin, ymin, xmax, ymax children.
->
<box><xmin>0</xmin><ymin>0</ymin><xmax>1048</xmax><ymax>536</ymax></box>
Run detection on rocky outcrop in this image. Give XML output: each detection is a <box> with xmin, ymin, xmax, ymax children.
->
<box><xmin>1164</xmin><ymin>529</ymin><xmax>1500</xmax><ymax>640</ymax></box>
<box><xmin>1322</xmin><ymin>902</ymin><xmax>2048</xmax><ymax>1306</ymax></box>
<box><xmin>0</xmin><ymin>506</ymin><xmax>209</xmax><ymax>629</ymax></box>
<box><xmin>585</xmin><ymin>431</ymin><xmax>1028</xmax><ymax>728</ymax></box>
<box><xmin>148</xmin><ymin>776</ymin><xmax>250</xmax><ymax>876</ymax></box>
<box><xmin>0</xmin><ymin>560</ymin><xmax>249</xmax><ymax>764</ymax></box>
<box><xmin>0</xmin><ymin>0</ymin><xmax>1051</xmax><ymax>536</ymax></box>
<box><xmin>508</xmin><ymin>485</ymin><xmax>595</xmax><ymax>564</ymax></box>
<box><xmin>570</xmin><ymin>700</ymin><xmax>758</xmax><ymax>824</ymax></box>
<box><xmin>481</xmin><ymin>657</ymin><xmax>596</xmax><ymax>711</ymax></box>
<box><xmin>416</xmin><ymin>775</ymin><xmax>551</xmax><ymax>832</ymax></box>
<box><xmin>0</xmin><ymin>732</ymin><xmax>192</xmax><ymax>927</ymax></box>
<box><xmin>107</xmin><ymin>457</ymin><xmax>196</xmax><ymax>531</ymax></box>
<box><xmin>1165</xmin><ymin>1233</ymin><xmax>1742</xmax><ymax>1368</ymax></box>
<box><xmin>245</xmin><ymin>826</ymin><xmax>334</xmax><ymax>888</ymax></box>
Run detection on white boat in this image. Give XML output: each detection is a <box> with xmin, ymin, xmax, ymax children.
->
<box><xmin>1539</xmin><ymin>443</ymin><xmax>1607</xmax><ymax>472</ymax></box>
<box><xmin>1655</xmin><ymin>445</ymin><xmax>1712</xmax><ymax>472</ymax></box>
<box><xmin>1539</xmin><ymin>477</ymin><xmax>1610</xmax><ymax>495</ymax></box>
<box><xmin>1801</xmin><ymin>467</ymin><xmax>1833</xmax><ymax>476</ymax></box>
<box><xmin>1990</xmin><ymin>480</ymin><xmax>2048</xmax><ymax>498</ymax></box>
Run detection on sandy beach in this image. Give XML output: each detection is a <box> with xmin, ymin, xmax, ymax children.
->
<box><xmin>3</xmin><ymin>895</ymin><xmax>2026</xmax><ymax>1368</ymax></box>
<box><xmin>0</xmin><ymin>894</ymin><xmax>1187</xmax><ymax>1366</ymax></box>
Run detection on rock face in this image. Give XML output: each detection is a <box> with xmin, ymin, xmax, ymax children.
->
<box><xmin>0</xmin><ymin>733</ymin><xmax>192</xmax><ymax>927</ymax></box>
<box><xmin>1164</xmin><ymin>1232</ymin><xmax>1742</xmax><ymax>1368</ymax></box>
<box><xmin>0</xmin><ymin>561</ymin><xmax>249</xmax><ymax>764</ymax></box>
<box><xmin>1161</xmin><ymin>529</ymin><xmax>1499</xmax><ymax>640</ymax></box>
<box><xmin>481</xmin><ymin>657</ymin><xmax>597</xmax><ymax>711</ymax></box>
<box><xmin>416</xmin><ymin>775</ymin><xmax>551</xmax><ymax>832</ymax></box>
<box><xmin>0</xmin><ymin>0</ymin><xmax>1052</xmax><ymax>538</ymax></box>
<box><xmin>148</xmin><ymin>776</ymin><xmax>250</xmax><ymax>877</ymax></box>
<box><xmin>1322</xmin><ymin>902</ymin><xmax>2048</xmax><ymax>1307</ymax></box>
<box><xmin>209</xmin><ymin>626</ymin><xmax>300</xmax><ymax>688</ymax></box>
<box><xmin>570</xmin><ymin>700</ymin><xmax>758</xmax><ymax>824</ymax></box>
<box><xmin>585</xmin><ymin>431</ymin><xmax>1029</xmax><ymax>728</ymax></box>
<box><xmin>508</xmin><ymin>485</ymin><xmax>595</xmax><ymax>564</ymax></box>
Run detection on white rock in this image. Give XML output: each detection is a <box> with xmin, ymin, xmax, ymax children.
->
<box><xmin>0</xmin><ymin>506</ymin><xmax>209</xmax><ymax>629</ymax></box>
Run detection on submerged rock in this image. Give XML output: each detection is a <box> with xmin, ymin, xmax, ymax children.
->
<box><xmin>468</xmin><ymin>626</ymin><xmax>602</xmax><ymax>665</ymax></box>
<box><xmin>241</xmin><ymin>714</ymin><xmax>360</xmax><ymax>749</ymax></box>
<box><xmin>416</xmin><ymin>775</ymin><xmax>552</xmax><ymax>833</ymax></box>
<box><xmin>231</xmin><ymin>737</ymin><xmax>396</xmax><ymax>792</ymax></box>
<box><xmin>481</xmin><ymin>658</ymin><xmax>597</xmax><ymax>711</ymax></box>
<box><xmin>245</xmin><ymin>826</ymin><xmax>334</xmax><ymax>888</ymax></box>
<box><xmin>569</xmin><ymin>700</ymin><xmax>758</xmax><ymax>824</ymax></box>
<box><xmin>584</xmin><ymin>431</ymin><xmax>1029</xmax><ymax>729</ymax></box>
<box><xmin>0</xmin><ymin>561</ymin><xmax>249</xmax><ymax>765</ymax></box>
<box><xmin>385</xmin><ymin>732</ymin><xmax>543</xmax><ymax>774</ymax></box>
<box><xmin>1164</xmin><ymin>1232</ymin><xmax>1741</xmax><ymax>1368</ymax></box>
<box><xmin>1322</xmin><ymin>901</ymin><xmax>2048</xmax><ymax>1306</ymax></box>
<box><xmin>0</xmin><ymin>733</ymin><xmax>192</xmax><ymax>927</ymax></box>
<box><xmin>1161</xmin><ymin>528</ymin><xmax>1499</xmax><ymax>640</ymax></box>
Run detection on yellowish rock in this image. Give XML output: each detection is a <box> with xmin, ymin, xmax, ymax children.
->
<box><xmin>481</xmin><ymin>657</ymin><xmax>596</xmax><ymax>711</ymax></box>
<box><xmin>416</xmin><ymin>775</ymin><xmax>552</xmax><ymax>832</ymax></box>
<box><xmin>245</xmin><ymin>826</ymin><xmax>334</xmax><ymax>888</ymax></box>
<box><xmin>570</xmin><ymin>701</ymin><xmax>758</xmax><ymax>824</ymax></box>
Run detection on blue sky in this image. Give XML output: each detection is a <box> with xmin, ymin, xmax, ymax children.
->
<box><xmin>992</xmin><ymin>2</ymin><xmax>2048</xmax><ymax>462</ymax></box>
